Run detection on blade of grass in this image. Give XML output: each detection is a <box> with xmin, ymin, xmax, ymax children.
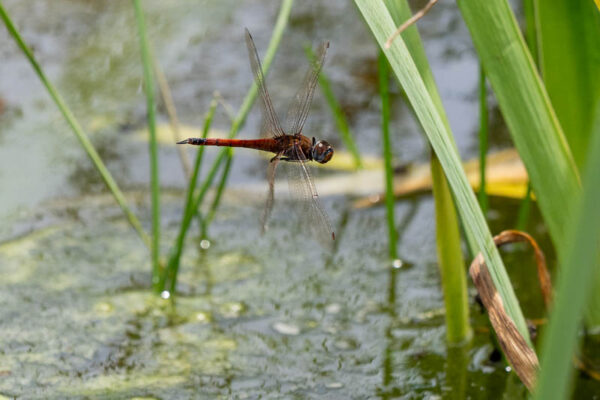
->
<box><xmin>454</xmin><ymin>0</ymin><xmax>600</xmax><ymax>325</ymax></box>
<box><xmin>515</xmin><ymin>0</ymin><xmax>539</xmax><ymax>231</ymax></box>
<box><xmin>0</xmin><ymin>2</ymin><xmax>151</xmax><ymax>249</ymax></box>
<box><xmin>515</xmin><ymin>183</ymin><xmax>532</xmax><ymax>231</ymax></box>
<box><xmin>386</xmin><ymin>0</ymin><xmax>477</xmax><ymax>261</ymax></box>
<box><xmin>431</xmin><ymin>151</ymin><xmax>472</xmax><ymax>344</ymax></box>
<box><xmin>387</xmin><ymin>0</ymin><xmax>475</xmax><ymax>338</ymax></box>
<box><xmin>154</xmin><ymin>59</ymin><xmax>193</xmax><ymax>178</ymax></box>
<box><xmin>386</xmin><ymin>0</ymin><xmax>483</xmax><ymax>258</ymax></box>
<box><xmin>305</xmin><ymin>46</ymin><xmax>363</xmax><ymax>169</ymax></box>
<box><xmin>133</xmin><ymin>0</ymin><xmax>161</xmax><ymax>289</ymax></box>
<box><xmin>455</xmin><ymin>0</ymin><xmax>580</xmax><ymax>249</ymax></box>
<box><xmin>523</xmin><ymin>0</ymin><xmax>540</xmax><ymax>67</ymax></box>
<box><xmin>191</xmin><ymin>0</ymin><xmax>293</xmax><ymax>212</ymax></box>
<box><xmin>355</xmin><ymin>0</ymin><xmax>530</xmax><ymax>341</ymax></box>
<box><xmin>478</xmin><ymin>65</ymin><xmax>488</xmax><ymax>215</ymax></box>
<box><xmin>160</xmin><ymin>98</ymin><xmax>218</xmax><ymax>293</ymax></box>
<box><xmin>534</xmin><ymin>110</ymin><xmax>600</xmax><ymax>400</ymax></box>
<box><xmin>378</xmin><ymin>51</ymin><xmax>397</xmax><ymax>260</ymax></box>
<box><xmin>537</xmin><ymin>0</ymin><xmax>600</xmax><ymax>169</ymax></box>
<box><xmin>201</xmin><ymin>149</ymin><xmax>234</xmax><ymax>240</ymax></box>
<box><xmin>161</xmin><ymin>0</ymin><xmax>294</xmax><ymax>294</ymax></box>
<box><xmin>384</xmin><ymin>0</ymin><xmax>451</xmax><ymax>132</ymax></box>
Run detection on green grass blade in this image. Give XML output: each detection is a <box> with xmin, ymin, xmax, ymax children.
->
<box><xmin>385</xmin><ymin>0</ymin><xmax>472</xmax><ymax>342</ymax></box>
<box><xmin>202</xmin><ymin>150</ymin><xmax>234</xmax><ymax>235</ymax></box>
<box><xmin>161</xmin><ymin>98</ymin><xmax>218</xmax><ymax>293</ymax></box>
<box><xmin>384</xmin><ymin>0</ymin><xmax>451</xmax><ymax>133</ymax></box>
<box><xmin>305</xmin><ymin>46</ymin><xmax>363</xmax><ymax>169</ymax></box>
<box><xmin>515</xmin><ymin>0</ymin><xmax>539</xmax><ymax>232</ymax></box>
<box><xmin>478</xmin><ymin>65</ymin><xmax>488</xmax><ymax>215</ymax></box>
<box><xmin>454</xmin><ymin>0</ymin><xmax>600</xmax><ymax>325</ymax></box>
<box><xmin>0</xmin><ymin>2</ymin><xmax>151</xmax><ymax>249</ymax></box>
<box><xmin>161</xmin><ymin>0</ymin><xmax>293</xmax><ymax>295</ymax></box>
<box><xmin>515</xmin><ymin>183</ymin><xmax>532</xmax><ymax>231</ymax></box>
<box><xmin>534</xmin><ymin>110</ymin><xmax>600</xmax><ymax>400</ymax></box>
<box><xmin>190</xmin><ymin>0</ymin><xmax>293</xmax><ymax>217</ymax></box>
<box><xmin>377</xmin><ymin>51</ymin><xmax>397</xmax><ymax>260</ymax></box>
<box><xmin>537</xmin><ymin>0</ymin><xmax>600</xmax><ymax>169</ymax></box>
<box><xmin>523</xmin><ymin>0</ymin><xmax>540</xmax><ymax>67</ymax></box>
<box><xmin>354</xmin><ymin>0</ymin><xmax>530</xmax><ymax>341</ymax></box>
<box><xmin>455</xmin><ymin>0</ymin><xmax>581</xmax><ymax>247</ymax></box>
<box><xmin>133</xmin><ymin>0</ymin><xmax>161</xmax><ymax>289</ymax></box>
<box><xmin>431</xmin><ymin>152</ymin><xmax>471</xmax><ymax>344</ymax></box>
<box><xmin>385</xmin><ymin>0</ymin><xmax>476</xmax><ymax>259</ymax></box>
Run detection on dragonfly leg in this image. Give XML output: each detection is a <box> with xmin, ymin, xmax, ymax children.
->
<box><xmin>262</xmin><ymin>151</ymin><xmax>283</xmax><ymax>234</ymax></box>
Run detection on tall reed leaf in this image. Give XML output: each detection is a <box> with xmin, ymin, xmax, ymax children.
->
<box><xmin>384</xmin><ymin>0</ymin><xmax>451</xmax><ymax>133</ymax></box>
<box><xmin>431</xmin><ymin>152</ymin><xmax>471</xmax><ymax>344</ymax></box>
<box><xmin>354</xmin><ymin>0</ymin><xmax>530</xmax><ymax>340</ymax></box>
<box><xmin>162</xmin><ymin>0</ymin><xmax>293</xmax><ymax>294</ymax></box>
<box><xmin>478</xmin><ymin>66</ymin><xmax>488</xmax><ymax>215</ymax></box>
<box><xmin>161</xmin><ymin>99</ymin><xmax>218</xmax><ymax>293</ymax></box>
<box><xmin>133</xmin><ymin>0</ymin><xmax>161</xmax><ymax>288</ymax></box>
<box><xmin>377</xmin><ymin>51</ymin><xmax>397</xmax><ymax>260</ymax></box>
<box><xmin>454</xmin><ymin>0</ymin><xmax>600</xmax><ymax>325</ymax></box>
<box><xmin>0</xmin><ymin>2</ymin><xmax>151</xmax><ymax>249</ymax></box>
<box><xmin>190</xmin><ymin>0</ymin><xmax>293</xmax><ymax>215</ymax></box>
<box><xmin>534</xmin><ymin>111</ymin><xmax>600</xmax><ymax>400</ymax></box>
<box><xmin>537</xmin><ymin>0</ymin><xmax>600</xmax><ymax>169</ymax></box>
<box><xmin>455</xmin><ymin>0</ymin><xmax>581</xmax><ymax>247</ymax></box>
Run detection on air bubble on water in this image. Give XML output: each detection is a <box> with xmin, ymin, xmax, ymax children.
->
<box><xmin>160</xmin><ymin>290</ymin><xmax>170</xmax><ymax>299</ymax></box>
<box><xmin>326</xmin><ymin>303</ymin><xmax>341</xmax><ymax>314</ymax></box>
<box><xmin>200</xmin><ymin>239</ymin><xmax>211</xmax><ymax>249</ymax></box>
<box><xmin>326</xmin><ymin>382</ymin><xmax>343</xmax><ymax>389</ymax></box>
<box><xmin>392</xmin><ymin>259</ymin><xmax>403</xmax><ymax>269</ymax></box>
<box><xmin>273</xmin><ymin>322</ymin><xmax>300</xmax><ymax>335</ymax></box>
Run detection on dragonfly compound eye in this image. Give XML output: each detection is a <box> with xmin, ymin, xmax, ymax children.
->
<box><xmin>312</xmin><ymin>140</ymin><xmax>334</xmax><ymax>164</ymax></box>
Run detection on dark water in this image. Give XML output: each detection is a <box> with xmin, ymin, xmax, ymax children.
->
<box><xmin>0</xmin><ymin>0</ymin><xmax>598</xmax><ymax>398</ymax></box>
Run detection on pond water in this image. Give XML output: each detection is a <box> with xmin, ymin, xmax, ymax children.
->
<box><xmin>0</xmin><ymin>0</ymin><xmax>598</xmax><ymax>398</ymax></box>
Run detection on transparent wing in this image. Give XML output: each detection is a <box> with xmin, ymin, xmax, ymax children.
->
<box><xmin>245</xmin><ymin>29</ymin><xmax>285</xmax><ymax>138</ymax></box>
<box><xmin>285</xmin><ymin>143</ymin><xmax>335</xmax><ymax>242</ymax></box>
<box><xmin>284</xmin><ymin>41</ymin><xmax>329</xmax><ymax>135</ymax></box>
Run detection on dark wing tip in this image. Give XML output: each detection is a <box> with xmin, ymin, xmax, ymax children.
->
<box><xmin>176</xmin><ymin>139</ymin><xmax>189</xmax><ymax>144</ymax></box>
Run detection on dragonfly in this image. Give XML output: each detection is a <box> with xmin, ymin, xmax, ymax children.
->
<box><xmin>178</xmin><ymin>29</ymin><xmax>335</xmax><ymax>241</ymax></box>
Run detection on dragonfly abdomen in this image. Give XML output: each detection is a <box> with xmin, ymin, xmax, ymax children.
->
<box><xmin>177</xmin><ymin>137</ymin><xmax>279</xmax><ymax>153</ymax></box>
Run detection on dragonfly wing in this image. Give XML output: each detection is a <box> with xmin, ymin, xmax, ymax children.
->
<box><xmin>261</xmin><ymin>154</ymin><xmax>281</xmax><ymax>234</ymax></box>
<box><xmin>284</xmin><ymin>41</ymin><xmax>329</xmax><ymax>135</ymax></box>
<box><xmin>285</xmin><ymin>143</ymin><xmax>335</xmax><ymax>242</ymax></box>
<box><xmin>245</xmin><ymin>29</ymin><xmax>285</xmax><ymax>138</ymax></box>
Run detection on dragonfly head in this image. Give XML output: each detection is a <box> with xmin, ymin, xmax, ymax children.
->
<box><xmin>311</xmin><ymin>138</ymin><xmax>334</xmax><ymax>164</ymax></box>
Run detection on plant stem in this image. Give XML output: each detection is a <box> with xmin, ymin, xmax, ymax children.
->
<box><xmin>161</xmin><ymin>0</ymin><xmax>294</xmax><ymax>295</ymax></box>
<box><xmin>478</xmin><ymin>64</ymin><xmax>488</xmax><ymax>215</ymax></box>
<box><xmin>431</xmin><ymin>151</ymin><xmax>472</xmax><ymax>344</ymax></box>
<box><xmin>161</xmin><ymin>98</ymin><xmax>218</xmax><ymax>292</ymax></box>
<box><xmin>377</xmin><ymin>51</ymin><xmax>397</xmax><ymax>259</ymax></box>
<box><xmin>133</xmin><ymin>0</ymin><xmax>161</xmax><ymax>290</ymax></box>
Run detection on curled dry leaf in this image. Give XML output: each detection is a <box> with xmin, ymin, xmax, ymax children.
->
<box><xmin>470</xmin><ymin>249</ymin><xmax>540</xmax><ymax>390</ymax></box>
<box><xmin>471</xmin><ymin>229</ymin><xmax>600</xmax><ymax>390</ymax></box>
